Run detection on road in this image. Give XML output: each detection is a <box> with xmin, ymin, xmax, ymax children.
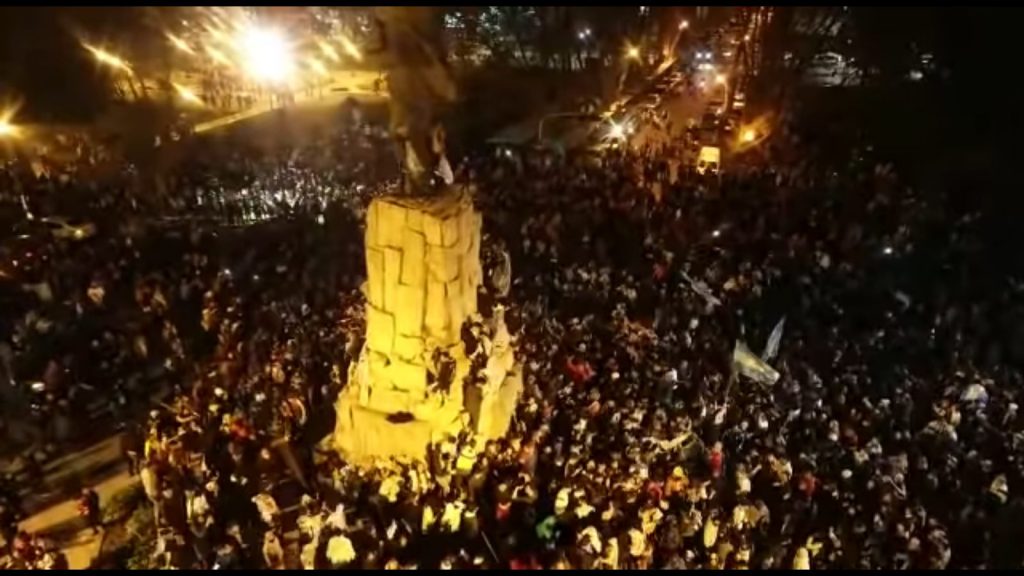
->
<box><xmin>192</xmin><ymin>70</ymin><xmax>384</xmax><ymax>134</ymax></box>
<box><xmin>628</xmin><ymin>86</ymin><xmax>711</xmax><ymax>151</ymax></box>
<box><xmin>637</xmin><ymin>9</ymin><xmax>757</xmax><ymax>155</ymax></box>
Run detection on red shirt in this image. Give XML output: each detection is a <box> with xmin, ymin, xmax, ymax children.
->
<box><xmin>496</xmin><ymin>501</ymin><xmax>512</xmax><ymax>522</ymax></box>
<box><xmin>708</xmin><ymin>449</ymin><xmax>724</xmax><ymax>478</ymax></box>
<box><xmin>565</xmin><ymin>358</ymin><xmax>594</xmax><ymax>384</ymax></box>
<box><xmin>646</xmin><ymin>480</ymin><xmax>664</xmax><ymax>502</ymax></box>
<box><xmin>229</xmin><ymin>419</ymin><xmax>252</xmax><ymax>441</ymax></box>
<box><xmin>798</xmin><ymin>472</ymin><xmax>818</xmax><ymax>499</ymax></box>
<box><xmin>653</xmin><ymin>262</ymin><xmax>668</xmax><ymax>282</ymax></box>
<box><xmin>510</xmin><ymin>556</ymin><xmax>540</xmax><ymax>570</ymax></box>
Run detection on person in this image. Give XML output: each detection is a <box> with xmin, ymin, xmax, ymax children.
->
<box><xmin>77</xmin><ymin>487</ymin><xmax>101</xmax><ymax>535</ymax></box>
<box><xmin>262</xmin><ymin>530</ymin><xmax>285</xmax><ymax>570</ymax></box>
<box><xmin>212</xmin><ymin>541</ymin><xmax>241</xmax><ymax>570</ymax></box>
<box><xmin>121</xmin><ymin>421</ymin><xmax>144</xmax><ymax>476</ymax></box>
<box><xmin>0</xmin><ymin>502</ymin><xmax>19</xmax><ymax>554</ymax></box>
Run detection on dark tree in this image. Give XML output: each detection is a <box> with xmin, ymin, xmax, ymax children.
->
<box><xmin>0</xmin><ymin>7</ymin><xmax>114</xmax><ymax>122</ymax></box>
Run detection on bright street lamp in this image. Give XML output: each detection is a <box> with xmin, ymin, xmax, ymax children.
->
<box><xmin>338</xmin><ymin>35</ymin><xmax>363</xmax><ymax>62</ymax></box>
<box><xmin>0</xmin><ymin>119</ymin><xmax>17</xmax><ymax>138</ymax></box>
<box><xmin>206</xmin><ymin>45</ymin><xmax>231</xmax><ymax>66</ymax></box>
<box><xmin>626</xmin><ymin>46</ymin><xmax>641</xmax><ymax>60</ymax></box>
<box><xmin>238</xmin><ymin>25</ymin><xmax>295</xmax><ymax>84</ymax></box>
<box><xmin>172</xmin><ymin>83</ymin><xmax>203</xmax><ymax>105</ymax></box>
<box><xmin>85</xmin><ymin>44</ymin><xmax>132</xmax><ymax>73</ymax></box>
<box><xmin>167</xmin><ymin>33</ymin><xmax>195</xmax><ymax>56</ymax></box>
<box><xmin>318</xmin><ymin>40</ymin><xmax>340</xmax><ymax>63</ymax></box>
<box><xmin>679</xmin><ymin>19</ymin><xmax>690</xmax><ymax>30</ymax></box>
<box><xmin>307</xmin><ymin>56</ymin><xmax>329</xmax><ymax>78</ymax></box>
<box><xmin>608</xmin><ymin>121</ymin><xmax>626</xmax><ymax>140</ymax></box>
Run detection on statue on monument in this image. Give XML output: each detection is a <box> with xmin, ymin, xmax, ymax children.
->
<box><xmin>371</xmin><ymin>7</ymin><xmax>457</xmax><ymax>196</ymax></box>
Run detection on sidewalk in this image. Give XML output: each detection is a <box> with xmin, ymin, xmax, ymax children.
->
<box><xmin>10</xmin><ymin>435</ymin><xmax>138</xmax><ymax>569</ymax></box>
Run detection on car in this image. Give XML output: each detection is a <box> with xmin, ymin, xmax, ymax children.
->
<box><xmin>37</xmin><ymin>217</ymin><xmax>97</xmax><ymax>241</ymax></box>
<box><xmin>722</xmin><ymin>116</ymin><xmax>738</xmax><ymax>135</ymax></box>
<box><xmin>726</xmin><ymin>109</ymin><xmax>744</xmax><ymax>130</ymax></box>
<box><xmin>0</xmin><ymin>234</ymin><xmax>49</xmax><ymax>281</ymax></box>
<box><xmin>732</xmin><ymin>91</ymin><xmax>747</xmax><ymax>110</ymax></box>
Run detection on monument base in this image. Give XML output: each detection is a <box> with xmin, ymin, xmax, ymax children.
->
<box><xmin>333</xmin><ymin>388</ymin><xmax>460</xmax><ymax>464</ymax></box>
<box><xmin>332</xmin><ymin>190</ymin><xmax>522</xmax><ymax>465</ymax></box>
<box><xmin>334</xmin><ymin>365</ymin><xmax>523</xmax><ymax>465</ymax></box>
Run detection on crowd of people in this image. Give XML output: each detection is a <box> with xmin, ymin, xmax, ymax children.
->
<box><xmin>0</xmin><ymin>106</ymin><xmax>383</xmax><ymax>568</ymax></box>
<box><xmin>3</xmin><ymin>86</ymin><xmax>1024</xmax><ymax>570</ymax></box>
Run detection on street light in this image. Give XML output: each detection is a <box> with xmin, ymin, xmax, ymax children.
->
<box><xmin>307</xmin><ymin>56</ymin><xmax>329</xmax><ymax>78</ymax></box>
<box><xmin>626</xmin><ymin>46</ymin><xmax>641</xmax><ymax>60</ymax></box>
<box><xmin>741</xmin><ymin>128</ymin><xmax>756</xmax><ymax>143</ymax></box>
<box><xmin>608</xmin><ymin>121</ymin><xmax>626</xmax><ymax>140</ymax></box>
<box><xmin>679</xmin><ymin>19</ymin><xmax>690</xmax><ymax>30</ymax></box>
<box><xmin>338</xmin><ymin>35</ymin><xmax>362</xmax><ymax>62</ymax></box>
<box><xmin>714</xmin><ymin>74</ymin><xmax>727</xmax><ymax>85</ymax></box>
<box><xmin>0</xmin><ymin>118</ymin><xmax>18</xmax><ymax>138</ymax></box>
<box><xmin>237</xmin><ymin>25</ymin><xmax>295</xmax><ymax>84</ymax></box>
<box><xmin>167</xmin><ymin>33</ymin><xmax>195</xmax><ymax>55</ymax></box>
<box><xmin>206</xmin><ymin>45</ymin><xmax>231</xmax><ymax>66</ymax></box>
<box><xmin>318</xmin><ymin>40</ymin><xmax>340</xmax><ymax>63</ymax></box>
<box><xmin>172</xmin><ymin>83</ymin><xmax>203</xmax><ymax>105</ymax></box>
<box><xmin>84</xmin><ymin>44</ymin><xmax>132</xmax><ymax>73</ymax></box>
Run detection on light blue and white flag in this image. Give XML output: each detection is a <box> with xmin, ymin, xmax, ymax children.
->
<box><xmin>761</xmin><ymin>316</ymin><xmax>786</xmax><ymax>362</ymax></box>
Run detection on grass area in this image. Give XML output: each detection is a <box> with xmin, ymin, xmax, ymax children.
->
<box><xmin>95</xmin><ymin>485</ymin><xmax>155</xmax><ymax>570</ymax></box>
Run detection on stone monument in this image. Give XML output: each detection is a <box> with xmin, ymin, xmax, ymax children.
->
<box><xmin>333</xmin><ymin>8</ymin><xmax>521</xmax><ymax>463</ymax></box>
<box><xmin>334</xmin><ymin>191</ymin><xmax>522</xmax><ymax>462</ymax></box>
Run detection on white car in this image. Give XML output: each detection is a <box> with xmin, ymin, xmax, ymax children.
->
<box><xmin>38</xmin><ymin>217</ymin><xmax>97</xmax><ymax>241</ymax></box>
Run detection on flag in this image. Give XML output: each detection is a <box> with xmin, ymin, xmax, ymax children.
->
<box><xmin>491</xmin><ymin>249</ymin><xmax>512</xmax><ymax>297</ymax></box>
<box><xmin>681</xmin><ymin>271</ymin><xmax>722</xmax><ymax>308</ymax></box>
<box><xmin>761</xmin><ymin>316</ymin><xmax>786</xmax><ymax>361</ymax></box>
<box><xmin>733</xmin><ymin>340</ymin><xmax>780</xmax><ymax>385</ymax></box>
<box><xmin>894</xmin><ymin>291</ymin><xmax>911</xmax><ymax>307</ymax></box>
<box><xmin>437</xmin><ymin>154</ymin><xmax>454</xmax><ymax>185</ymax></box>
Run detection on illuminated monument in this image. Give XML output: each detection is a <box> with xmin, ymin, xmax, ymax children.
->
<box><xmin>334</xmin><ymin>7</ymin><xmax>520</xmax><ymax>463</ymax></box>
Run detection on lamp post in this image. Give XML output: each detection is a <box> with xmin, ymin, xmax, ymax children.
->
<box><xmin>618</xmin><ymin>44</ymin><xmax>643</xmax><ymax>94</ymax></box>
<box><xmin>86</xmin><ymin>45</ymin><xmax>144</xmax><ymax>100</ymax></box>
<box><xmin>667</xmin><ymin>19</ymin><xmax>690</xmax><ymax>58</ymax></box>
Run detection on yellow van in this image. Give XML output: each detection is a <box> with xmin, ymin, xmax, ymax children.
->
<box><xmin>696</xmin><ymin>146</ymin><xmax>721</xmax><ymax>176</ymax></box>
